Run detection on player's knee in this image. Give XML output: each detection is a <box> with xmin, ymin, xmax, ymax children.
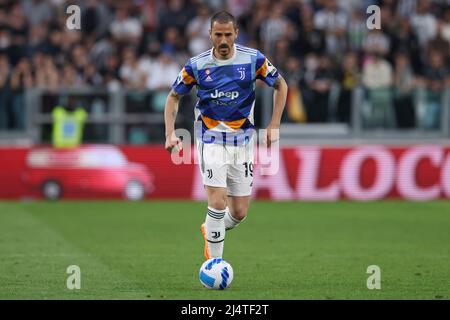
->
<box><xmin>209</xmin><ymin>199</ymin><xmax>227</xmax><ymax>211</ymax></box>
<box><xmin>232</xmin><ymin>206</ymin><xmax>249</xmax><ymax>221</ymax></box>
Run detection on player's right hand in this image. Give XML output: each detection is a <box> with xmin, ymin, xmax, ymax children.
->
<box><xmin>165</xmin><ymin>133</ymin><xmax>183</xmax><ymax>153</ymax></box>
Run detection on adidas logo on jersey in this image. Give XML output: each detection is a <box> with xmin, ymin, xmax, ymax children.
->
<box><xmin>205</xmin><ymin>69</ymin><xmax>213</xmax><ymax>82</ymax></box>
<box><xmin>211</xmin><ymin>89</ymin><xmax>239</xmax><ymax>100</ymax></box>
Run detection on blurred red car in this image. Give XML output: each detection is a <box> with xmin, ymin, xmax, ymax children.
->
<box><xmin>22</xmin><ymin>145</ymin><xmax>154</xmax><ymax>200</ymax></box>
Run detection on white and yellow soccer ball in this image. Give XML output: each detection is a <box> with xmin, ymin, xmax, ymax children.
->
<box><xmin>199</xmin><ymin>258</ymin><xmax>234</xmax><ymax>290</ymax></box>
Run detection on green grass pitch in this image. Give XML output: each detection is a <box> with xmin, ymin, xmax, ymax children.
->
<box><xmin>0</xmin><ymin>200</ymin><xmax>449</xmax><ymax>300</ymax></box>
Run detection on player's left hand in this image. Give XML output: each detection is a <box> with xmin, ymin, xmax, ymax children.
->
<box><xmin>165</xmin><ymin>132</ymin><xmax>183</xmax><ymax>154</ymax></box>
<box><xmin>264</xmin><ymin>122</ymin><xmax>280</xmax><ymax>148</ymax></box>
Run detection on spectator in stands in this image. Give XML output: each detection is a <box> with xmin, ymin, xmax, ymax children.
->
<box><xmin>160</xmin><ymin>26</ymin><xmax>189</xmax><ymax>67</ymax></box>
<box><xmin>138</xmin><ymin>40</ymin><xmax>160</xmax><ymax>79</ymax></box>
<box><xmin>84</xmin><ymin>63</ymin><xmax>103</xmax><ymax>87</ymax></box>
<box><xmin>110</xmin><ymin>6</ymin><xmax>143</xmax><ymax>46</ymax></box>
<box><xmin>308</xmin><ymin>54</ymin><xmax>335</xmax><ymax>123</ymax></box>
<box><xmin>0</xmin><ymin>54</ymin><xmax>10</xmax><ymax>129</ymax></box>
<box><xmin>391</xmin><ymin>18</ymin><xmax>421</xmax><ymax>73</ymax></box>
<box><xmin>100</xmin><ymin>54</ymin><xmax>122</xmax><ymax>92</ymax></box>
<box><xmin>10</xmin><ymin>57</ymin><xmax>33</xmax><ymax>130</ymax></box>
<box><xmin>337</xmin><ymin>52</ymin><xmax>360</xmax><ymax>124</ymax></box>
<box><xmin>82</xmin><ymin>0</ymin><xmax>112</xmax><ymax>38</ymax></box>
<box><xmin>362</xmin><ymin>53</ymin><xmax>395</xmax><ymax>128</ymax></box>
<box><xmin>35</xmin><ymin>54</ymin><xmax>59</xmax><ymax>91</ymax></box>
<box><xmin>146</xmin><ymin>49</ymin><xmax>180</xmax><ymax>112</ymax></box>
<box><xmin>347</xmin><ymin>8</ymin><xmax>367</xmax><ymax>52</ymax></box>
<box><xmin>410</xmin><ymin>0</ymin><xmax>438</xmax><ymax>48</ymax></box>
<box><xmin>187</xmin><ymin>4</ymin><xmax>211</xmax><ymax>55</ymax></box>
<box><xmin>60</xmin><ymin>62</ymin><xmax>79</xmax><ymax>87</ymax></box>
<box><xmin>297</xmin><ymin>9</ymin><xmax>326</xmax><ymax>56</ymax></box>
<box><xmin>71</xmin><ymin>44</ymin><xmax>90</xmax><ymax>80</ymax></box>
<box><xmin>21</xmin><ymin>0</ymin><xmax>53</xmax><ymax>27</ymax></box>
<box><xmin>362</xmin><ymin>53</ymin><xmax>393</xmax><ymax>89</ymax></box>
<box><xmin>161</xmin><ymin>27</ymin><xmax>182</xmax><ymax>60</ymax></box>
<box><xmin>89</xmin><ymin>32</ymin><xmax>114</xmax><ymax>70</ymax></box>
<box><xmin>82</xmin><ymin>1</ymin><xmax>99</xmax><ymax>36</ymax></box>
<box><xmin>260</xmin><ymin>3</ymin><xmax>289</xmax><ymax>57</ymax></box>
<box><xmin>441</xmin><ymin>6</ymin><xmax>450</xmax><ymax>43</ymax></box>
<box><xmin>397</xmin><ymin>0</ymin><xmax>417</xmax><ymax>18</ymax></box>
<box><xmin>158</xmin><ymin>0</ymin><xmax>196</xmax><ymax>40</ymax></box>
<box><xmin>338</xmin><ymin>0</ymin><xmax>364</xmax><ymax>15</ymax></box>
<box><xmin>363</xmin><ymin>29</ymin><xmax>391</xmax><ymax>58</ymax></box>
<box><xmin>429</xmin><ymin>21</ymin><xmax>450</xmax><ymax>62</ymax></box>
<box><xmin>284</xmin><ymin>56</ymin><xmax>307</xmax><ymax>123</ymax></box>
<box><xmin>313</xmin><ymin>0</ymin><xmax>347</xmax><ymax>59</ymax></box>
<box><xmin>393</xmin><ymin>52</ymin><xmax>416</xmax><ymax>128</ymax></box>
<box><xmin>59</xmin><ymin>28</ymin><xmax>82</xmax><ymax>60</ymax></box>
<box><xmin>7</xmin><ymin>4</ymin><xmax>28</xmax><ymax>59</ymax></box>
<box><xmin>271</xmin><ymin>39</ymin><xmax>291</xmax><ymax>75</ymax></box>
<box><xmin>300</xmin><ymin>52</ymin><xmax>318</xmax><ymax>113</ymax></box>
<box><xmin>46</xmin><ymin>28</ymin><xmax>63</xmax><ymax>58</ymax></box>
<box><xmin>237</xmin><ymin>0</ymin><xmax>270</xmax><ymax>47</ymax></box>
<box><xmin>0</xmin><ymin>26</ymin><xmax>10</xmax><ymax>56</ymax></box>
<box><xmin>145</xmin><ymin>49</ymin><xmax>180</xmax><ymax>91</ymax></box>
<box><xmin>227</xmin><ymin>0</ymin><xmax>253</xmax><ymax>17</ymax></box>
<box><xmin>284</xmin><ymin>56</ymin><xmax>303</xmax><ymax>88</ymax></box>
<box><xmin>25</xmin><ymin>23</ymin><xmax>47</xmax><ymax>58</ymax></box>
<box><xmin>119</xmin><ymin>46</ymin><xmax>147</xmax><ymax>91</ymax></box>
<box><xmin>420</xmin><ymin>49</ymin><xmax>449</xmax><ymax>129</ymax></box>
<box><xmin>282</xmin><ymin>0</ymin><xmax>303</xmax><ymax>28</ymax></box>
<box><xmin>380</xmin><ymin>4</ymin><xmax>398</xmax><ymax>39</ymax></box>
<box><xmin>0</xmin><ymin>0</ymin><xmax>449</xmax><ymax>135</ymax></box>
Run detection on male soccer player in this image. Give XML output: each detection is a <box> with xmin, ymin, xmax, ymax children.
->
<box><xmin>164</xmin><ymin>11</ymin><xmax>288</xmax><ymax>260</ymax></box>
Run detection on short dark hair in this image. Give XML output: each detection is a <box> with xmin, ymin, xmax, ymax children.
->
<box><xmin>210</xmin><ymin>11</ymin><xmax>237</xmax><ymax>29</ymax></box>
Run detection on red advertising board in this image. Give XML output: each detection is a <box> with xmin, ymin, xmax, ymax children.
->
<box><xmin>0</xmin><ymin>145</ymin><xmax>449</xmax><ymax>200</ymax></box>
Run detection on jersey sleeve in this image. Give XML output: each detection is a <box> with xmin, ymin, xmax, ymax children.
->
<box><xmin>255</xmin><ymin>51</ymin><xmax>279</xmax><ymax>87</ymax></box>
<box><xmin>172</xmin><ymin>60</ymin><xmax>197</xmax><ymax>95</ymax></box>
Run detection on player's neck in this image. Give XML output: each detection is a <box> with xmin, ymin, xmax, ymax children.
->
<box><xmin>212</xmin><ymin>44</ymin><xmax>236</xmax><ymax>61</ymax></box>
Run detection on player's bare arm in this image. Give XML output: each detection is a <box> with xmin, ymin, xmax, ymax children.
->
<box><xmin>266</xmin><ymin>75</ymin><xmax>288</xmax><ymax>148</ymax></box>
<box><xmin>164</xmin><ymin>89</ymin><xmax>183</xmax><ymax>152</ymax></box>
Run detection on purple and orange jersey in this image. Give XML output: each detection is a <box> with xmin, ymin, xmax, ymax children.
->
<box><xmin>172</xmin><ymin>44</ymin><xmax>279</xmax><ymax>145</ymax></box>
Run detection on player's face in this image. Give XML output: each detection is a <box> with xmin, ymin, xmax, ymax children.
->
<box><xmin>210</xmin><ymin>21</ymin><xmax>238</xmax><ymax>59</ymax></box>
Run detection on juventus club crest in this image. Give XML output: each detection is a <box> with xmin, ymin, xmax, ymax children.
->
<box><xmin>237</xmin><ymin>67</ymin><xmax>245</xmax><ymax>80</ymax></box>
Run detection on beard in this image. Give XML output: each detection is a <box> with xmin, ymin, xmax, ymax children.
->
<box><xmin>218</xmin><ymin>44</ymin><xmax>230</xmax><ymax>57</ymax></box>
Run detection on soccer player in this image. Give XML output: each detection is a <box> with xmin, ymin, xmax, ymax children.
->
<box><xmin>164</xmin><ymin>11</ymin><xmax>288</xmax><ymax>260</ymax></box>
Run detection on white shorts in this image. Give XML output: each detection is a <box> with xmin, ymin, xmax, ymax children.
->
<box><xmin>196</xmin><ymin>139</ymin><xmax>254</xmax><ymax>197</ymax></box>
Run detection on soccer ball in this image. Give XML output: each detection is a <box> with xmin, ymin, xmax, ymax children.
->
<box><xmin>199</xmin><ymin>258</ymin><xmax>234</xmax><ymax>290</ymax></box>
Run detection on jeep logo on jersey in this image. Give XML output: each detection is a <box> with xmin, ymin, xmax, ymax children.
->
<box><xmin>211</xmin><ymin>90</ymin><xmax>239</xmax><ymax>100</ymax></box>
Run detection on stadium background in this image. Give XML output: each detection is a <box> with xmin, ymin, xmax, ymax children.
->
<box><xmin>0</xmin><ymin>0</ymin><xmax>450</xmax><ymax>300</ymax></box>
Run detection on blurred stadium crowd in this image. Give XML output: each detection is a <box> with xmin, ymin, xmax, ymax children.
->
<box><xmin>1</xmin><ymin>0</ymin><xmax>450</xmax><ymax>132</ymax></box>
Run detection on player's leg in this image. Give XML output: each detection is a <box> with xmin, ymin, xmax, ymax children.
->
<box><xmin>225</xmin><ymin>195</ymin><xmax>251</xmax><ymax>230</ymax></box>
<box><xmin>202</xmin><ymin>186</ymin><xmax>227</xmax><ymax>259</ymax></box>
<box><xmin>197</xmin><ymin>141</ymin><xmax>228</xmax><ymax>259</ymax></box>
<box><xmin>226</xmin><ymin>139</ymin><xmax>254</xmax><ymax>230</ymax></box>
